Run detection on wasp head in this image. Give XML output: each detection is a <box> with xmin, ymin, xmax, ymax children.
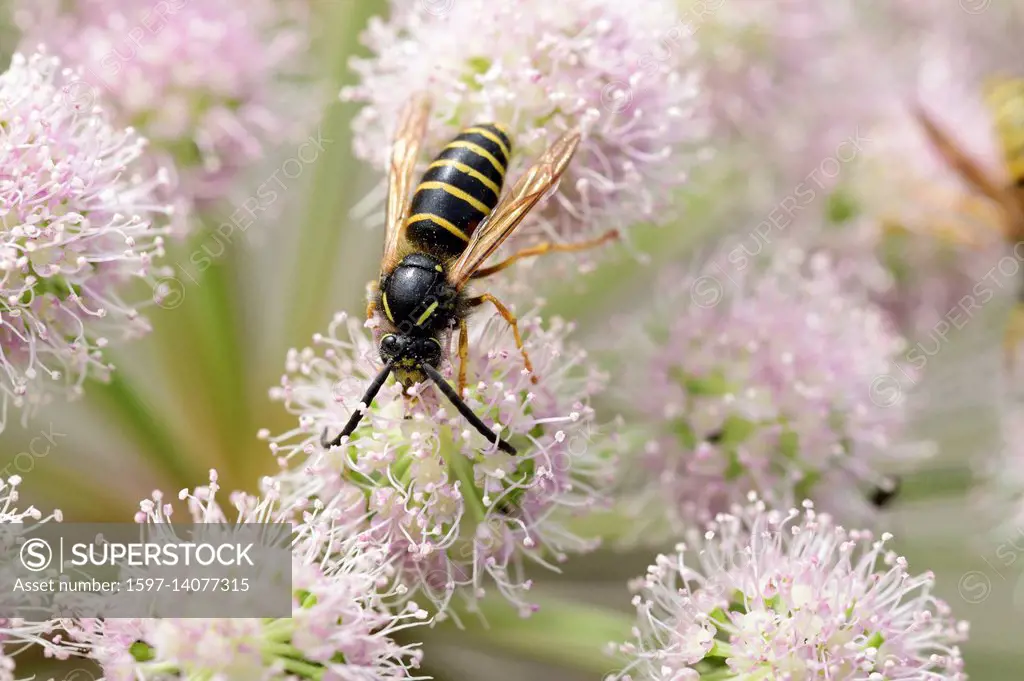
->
<box><xmin>379</xmin><ymin>332</ymin><xmax>442</xmax><ymax>388</ymax></box>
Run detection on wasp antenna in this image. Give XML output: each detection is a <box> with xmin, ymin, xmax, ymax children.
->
<box><xmin>322</xmin><ymin>361</ymin><xmax>395</xmax><ymax>449</ymax></box>
<box><xmin>422</xmin><ymin>363</ymin><xmax>517</xmax><ymax>455</ymax></box>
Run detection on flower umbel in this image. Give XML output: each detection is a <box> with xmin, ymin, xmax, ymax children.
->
<box><xmin>0</xmin><ymin>49</ymin><xmax>173</xmax><ymax>433</ymax></box>
<box><xmin>0</xmin><ymin>475</ymin><xmax>68</xmax><ymax>675</ymax></box>
<box><xmin>609</xmin><ymin>495</ymin><xmax>968</xmax><ymax>681</ymax></box>
<box><xmin>16</xmin><ymin>0</ymin><xmax>317</xmax><ymax>207</ymax></box>
<box><xmin>344</xmin><ymin>0</ymin><xmax>707</xmax><ymax>245</ymax></box>
<box><xmin>61</xmin><ymin>471</ymin><xmax>428</xmax><ymax>680</ymax></box>
<box><xmin>263</xmin><ymin>310</ymin><xmax>612</xmax><ymax>616</ymax></box>
<box><xmin>614</xmin><ymin>247</ymin><xmax>920</xmax><ymax>536</ymax></box>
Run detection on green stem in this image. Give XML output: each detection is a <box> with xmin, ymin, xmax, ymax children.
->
<box><xmin>28</xmin><ymin>461</ymin><xmax>133</xmax><ymax>521</ymax></box>
<box><xmin>186</xmin><ymin>241</ymin><xmax>250</xmax><ymax>474</ymax></box>
<box><xmin>280</xmin><ymin>0</ymin><xmax>386</xmax><ymax>349</ymax></box>
<box><xmin>442</xmin><ymin>436</ymin><xmax>487</xmax><ymax>523</ymax></box>
<box><xmin>262</xmin><ymin>618</ymin><xmax>296</xmax><ymax>640</ymax></box>
<box><xmin>563</xmin><ymin>506</ymin><xmax>647</xmax><ymax>546</ymax></box>
<box><xmin>274</xmin><ymin>655</ymin><xmax>324</xmax><ymax>680</ymax></box>
<box><xmin>87</xmin><ymin>371</ymin><xmax>197</xmax><ymax>487</ymax></box>
<box><xmin>423</xmin><ymin>589</ymin><xmax>634</xmax><ymax>676</ymax></box>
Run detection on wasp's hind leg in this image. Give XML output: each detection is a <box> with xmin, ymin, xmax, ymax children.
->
<box><xmin>458</xmin><ymin>317</ymin><xmax>470</xmax><ymax>395</ymax></box>
<box><xmin>470</xmin><ymin>229</ymin><xmax>620</xmax><ymax>279</ymax></box>
<box><xmin>467</xmin><ymin>293</ymin><xmax>536</xmax><ymax>384</ymax></box>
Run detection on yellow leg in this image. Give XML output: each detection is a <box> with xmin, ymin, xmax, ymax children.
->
<box><xmin>458</xmin><ymin>317</ymin><xmax>470</xmax><ymax>395</ymax></box>
<box><xmin>365</xmin><ymin>279</ymin><xmax>379</xmax><ymax>321</ymax></box>
<box><xmin>467</xmin><ymin>293</ymin><xmax>536</xmax><ymax>384</ymax></box>
<box><xmin>1005</xmin><ymin>303</ymin><xmax>1024</xmax><ymax>369</ymax></box>
<box><xmin>471</xmin><ymin>229</ymin><xmax>619</xmax><ymax>279</ymax></box>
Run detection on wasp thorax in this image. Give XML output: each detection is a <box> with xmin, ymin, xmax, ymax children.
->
<box><xmin>380</xmin><ymin>253</ymin><xmax>455</xmax><ymax>335</ymax></box>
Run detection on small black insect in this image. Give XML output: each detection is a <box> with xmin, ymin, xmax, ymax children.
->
<box><xmin>869</xmin><ymin>477</ymin><xmax>902</xmax><ymax>508</ymax></box>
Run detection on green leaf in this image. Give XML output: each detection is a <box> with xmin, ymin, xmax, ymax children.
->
<box><xmin>88</xmin><ymin>372</ymin><xmax>198</xmax><ymax>486</ymax></box>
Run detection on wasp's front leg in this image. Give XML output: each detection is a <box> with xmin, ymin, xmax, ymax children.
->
<box><xmin>365</xmin><ymin>279</ymin><xmax>380</xmax><ymax>321</ymax></box>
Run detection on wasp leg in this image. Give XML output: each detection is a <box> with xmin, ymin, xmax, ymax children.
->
<box><xmin>470</xmin><ymin>229</ymin><xmax>620</xmax><ymax>279</ymax></box>
<box><xmin>365</xmin><ymin>280</ymin><xmax>380</xmax><ymax>321</ymax></box>
<box><xmin>1005</xmin><ymin>303</ymin><xmax>1024</xmax><ymax>369</ymax></box>
<box><xmin>458</xmin><ymin>317</ymin><xmax>470</xmax><ymax>395</ymax></box>
<box><xmin>467</xmin><ymin>293</ymin><xmax>536</xmax><ymax>384</ymax></box>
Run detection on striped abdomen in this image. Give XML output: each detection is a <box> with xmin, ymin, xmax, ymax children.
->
<box><xmin>985</xmin><ymin>78</ymin><xmax>1024</xmax><ymax>186</ymax></box>
<box><xmin>405</xmin><ymin>123</ymin><xmax>512</xmax><ymax>259</ymax></box>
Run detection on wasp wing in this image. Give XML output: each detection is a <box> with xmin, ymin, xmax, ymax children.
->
<box><xmin>446</xmin><ymin>128</ymin><xmax>582</xmax><ymax>289</ymax></box>
<box><xmin>983</xmin><ymin>78</ymin><xmax>1024</xmax><ymax>240</ymax></box>
<box><xmin>914</xmin><ymin>105</ymin><xmax>1020</xmax><ymax>243</ymax></box>
<box><xmin>914</xmin><ymin>106</ymin><xmax>1008</xmax><ymax>206</ymax></box>
<box><xmin>381</xmin><ymin>93</ymin><xmax>433</xmax><ymax>273</ymax></box>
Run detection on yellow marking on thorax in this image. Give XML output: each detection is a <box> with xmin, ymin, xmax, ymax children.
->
<box><xmin>416</xmin><ymin>301</ymin><xmax>439</xmax><ymax>326</ymax></box>
<box><xmin>416</xmin><ymin>181</ymin><xmax>492</xmax><ymax>214</ymax></box>
<box><xmin>464</xmin><ymin>126</ymin><xmax>511</xmax><ymax>161</ymax></box>
<box><xmin>427</xmin><ymin>159</ymin><xmax>501</xmax><ymax>196</ymax></box>
<box><xmin>381</xmin><ymin>291</ymin><xmax>395</xmax><ymax>322</ymax></box>
<box><xmin>405</xmin><ymin>212</ymin><xmax>469</xmax><ymax>242</ymax></box>
<box><xmin>445</xmin><ymin>141</ymin><xmax>506</xmax><ymax>177</ymax></box>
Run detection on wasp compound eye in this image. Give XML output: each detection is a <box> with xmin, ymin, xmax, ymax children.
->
<box><xmin>381</xmin><ymin>334</ymin><xmax>400</xmax><ymax>355</ymax></box>
<box><xmin>421</xmin><ymin>338</ymin><xmax>442</xmax><ymax>365</ymax></box>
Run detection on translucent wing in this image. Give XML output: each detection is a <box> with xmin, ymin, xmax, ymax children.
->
<box><xmin>913</xmin><ymin>104</ymin><xmax>1019</xmax><ymax>242</ymax></box>
<box><xmin>913</xmin><ymin>105</ymin><xmax>1006</xmax><ymax>206</ymax></box>
<box><xmin>382</xmin><ymin>93</ymin><xmax>432</xmax><ymax>272</ymax></box>
<box><xmin>447</xmin><ymin>128</ymin><xmax>582</xmax><ymax>289</ymax></box>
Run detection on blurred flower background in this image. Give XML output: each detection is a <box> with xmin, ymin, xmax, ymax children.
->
<box><xmin>0</xmin><ymin>0</ymin><xmax>1022</xmax><ymax>679</ymax></box>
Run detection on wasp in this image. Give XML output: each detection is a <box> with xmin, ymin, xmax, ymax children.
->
<box><xmin>911</xmin><ymin>77</ymin><xmax>1024</xmax><ymax>365</ymax></box>
<box><xmin>321</xmin><ymin>94</ymin><xmax>616</xmax><ymax>454</ymax></box>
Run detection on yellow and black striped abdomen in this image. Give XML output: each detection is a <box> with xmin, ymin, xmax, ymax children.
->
<box><xmin>985</xmin><ymin>78</ymin><xmax>1024</xmax><ymax>186</ymax></box>
<box><xmin>405</xmin><ymin>123</ymin><xmax>513</xmax><ymax>259</ymax></box>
